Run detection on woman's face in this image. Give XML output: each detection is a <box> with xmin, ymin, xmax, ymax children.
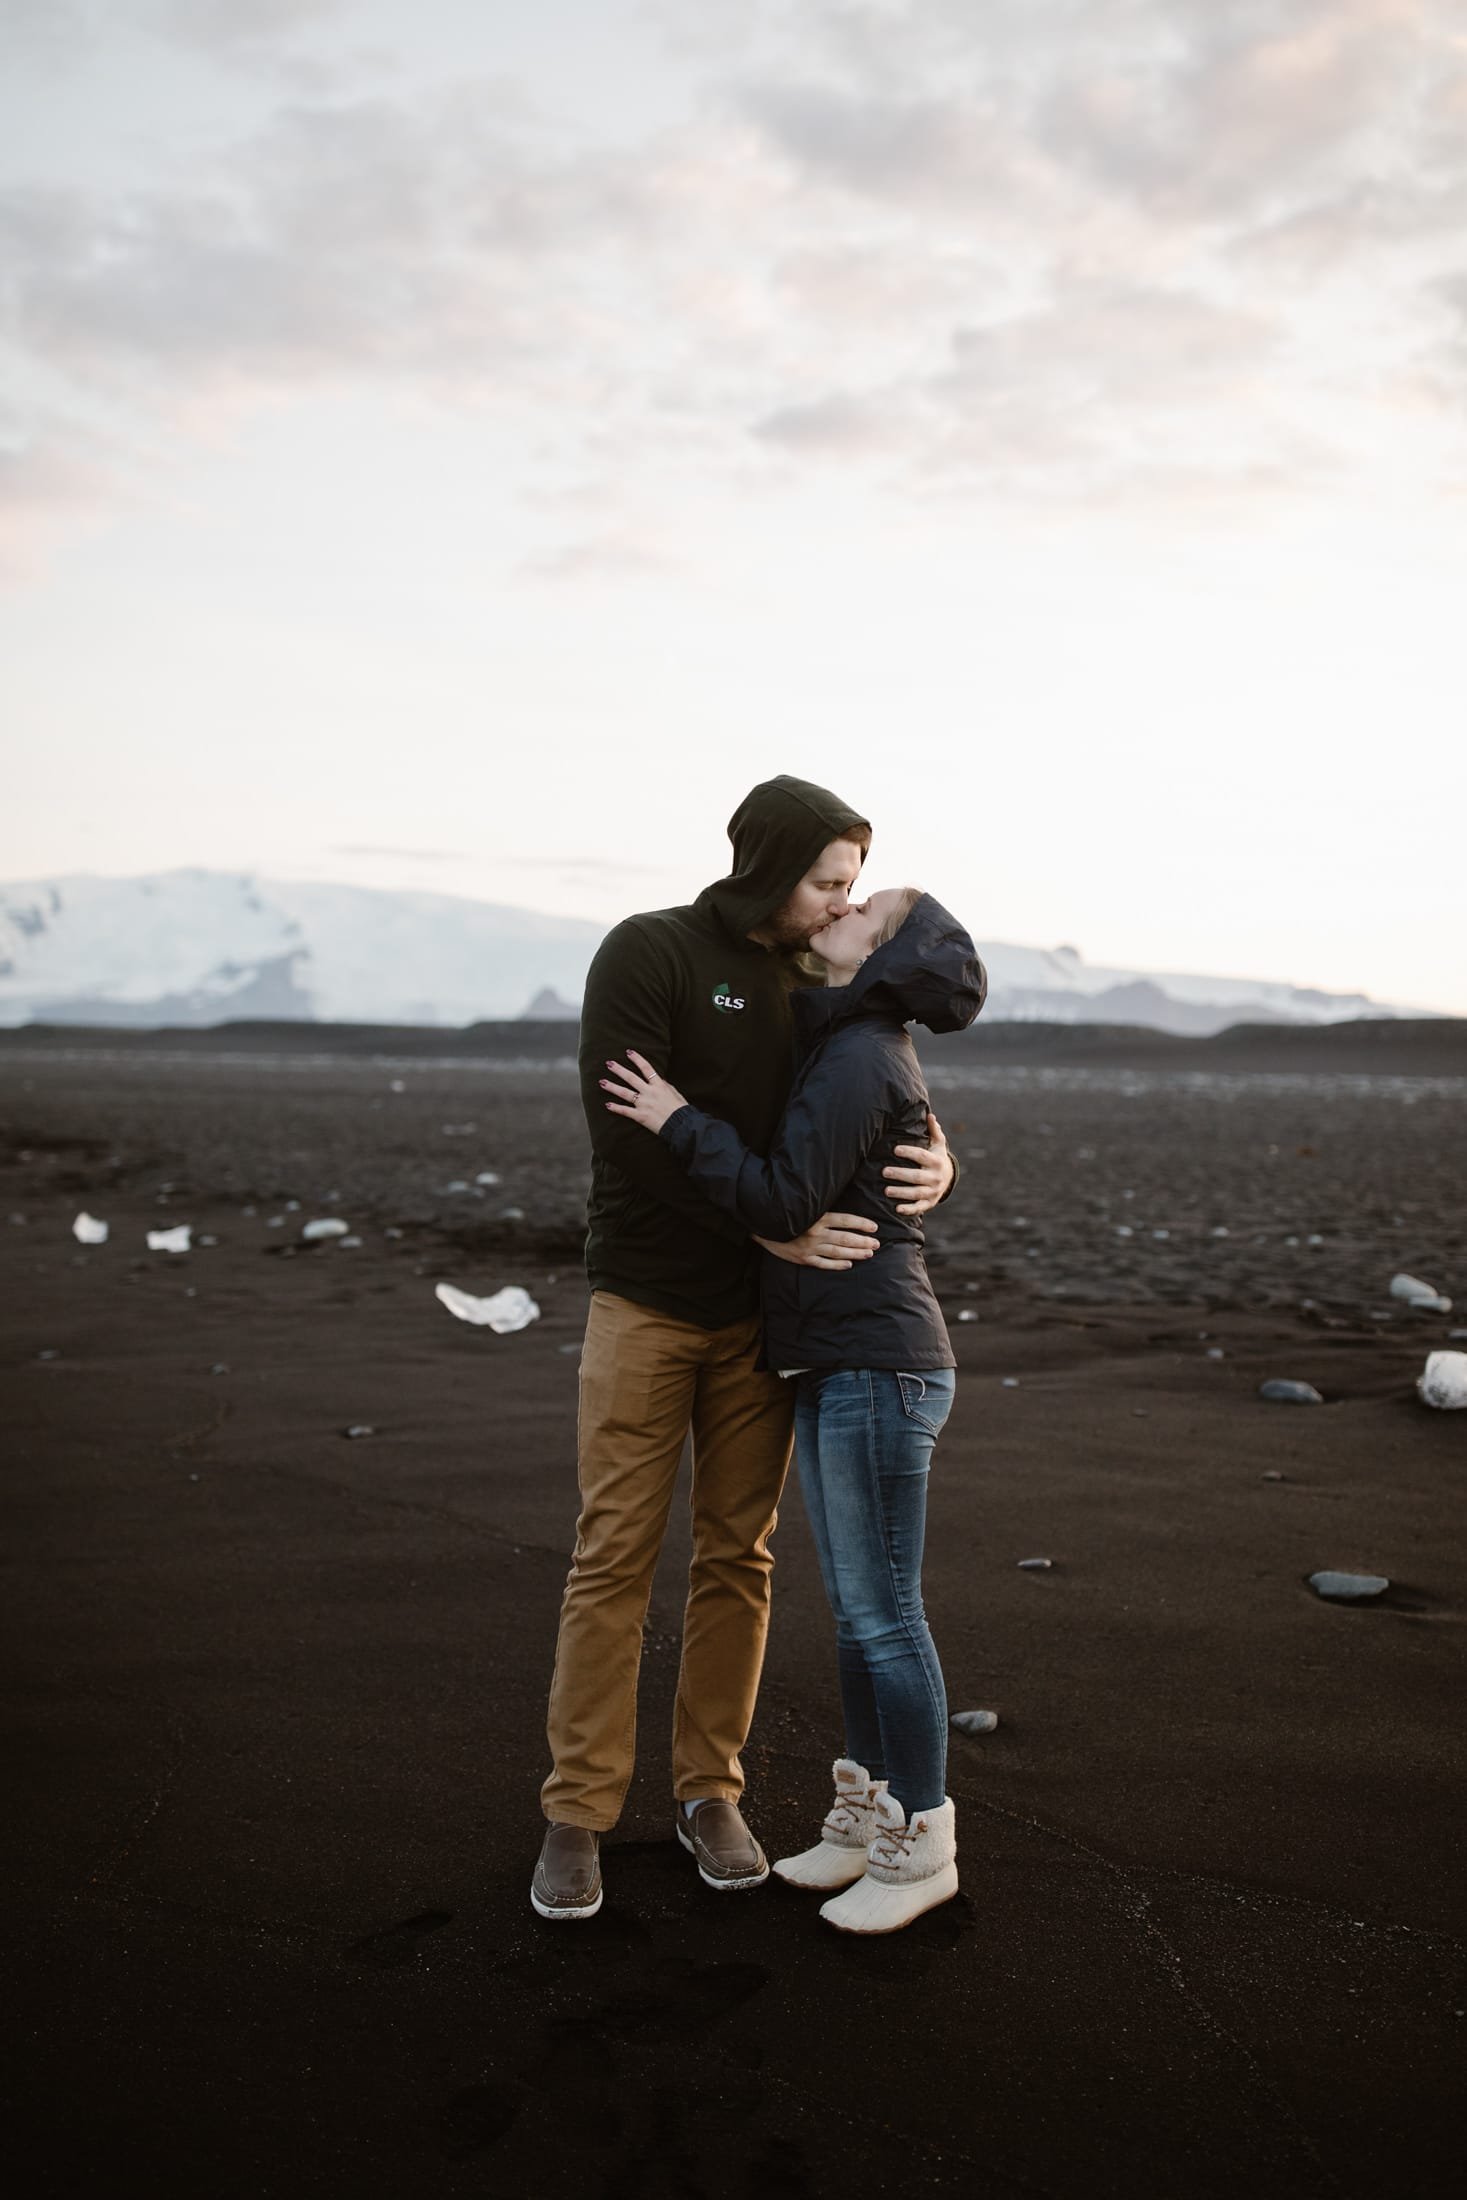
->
<box><xmin>809</xmin><ymin>886</ymin><xmax>906</xmax><ymax>970</ymax></box>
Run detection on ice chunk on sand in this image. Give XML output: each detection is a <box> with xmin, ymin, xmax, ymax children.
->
<box><xmin>435</xmin><ymin>1282</ymin><xmax>540</xmax><ymax>1333</ymax></box>
<box><xmin>302</xmin><ymin>1218</ymin><xmax>349</xmax><ymax>1241</ymax></box>
<box><xmin>1417</xmin><ymin>1351</ymin><xmax>1467</xmax><ymax>1410</ymax></box>
<box><xmin>72</xmin><ymin>1212</ymin><xmax>108</xmax><ymax>1244</ymax></box>
<box><xmin>1308</xmin><ymin>1571</ymin><xmax>1389</xmax><ymax>1602</ymax></box>
<box><xmin>147</xmin><ymin>1224</ymin><xmax>192</xmax><ymax>1253</ymax></box>
<box><xmin>1391</xmin><ymin>1271</ymin><xmax>1452</xmax><ymax>1311</ymax></box>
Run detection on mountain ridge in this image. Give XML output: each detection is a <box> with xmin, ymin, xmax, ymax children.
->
<box><xmin>0</xmin><ymin>867</ymin><xmax>1439</xmax><ymax>1037</ymax></box>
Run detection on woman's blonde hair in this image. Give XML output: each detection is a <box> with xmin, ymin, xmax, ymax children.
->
<box><xmin>871</xmin><ymin>885</ymin><xmax>924</xmax><ymax>951</ymax></box>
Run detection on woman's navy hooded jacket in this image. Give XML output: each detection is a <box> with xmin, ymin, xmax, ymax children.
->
<box><xmin>659</xmin><ymin>893</ymin><xmax>986</xmax><ymax>1371</ymax></box>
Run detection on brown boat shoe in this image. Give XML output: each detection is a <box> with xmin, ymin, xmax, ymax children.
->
<box><xmin>530</xmin><ymin>1823</ymin><xmax>603</xmax><ymax>1921</ymax></box>
<box><xmin>675</xmin><ymin>1799</ymin><xmax>770</xmax><ymax>1891</ymax></box>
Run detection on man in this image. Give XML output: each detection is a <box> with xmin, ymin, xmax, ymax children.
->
<box><xmin>532</xmin><ymin>775</ymin><xmax>956</xmax><ymax>1920</ymax></box>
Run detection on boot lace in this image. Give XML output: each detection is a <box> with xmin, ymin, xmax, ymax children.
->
<box><xmin>870</xmin><ymin>1817</ymin><xmax>919</xmax><ymax>1868</ymax></box>
<box><xmin>824</xmin><ymin>1784</ymin><xmax>873</xmax><ymax>1837</ymax></box>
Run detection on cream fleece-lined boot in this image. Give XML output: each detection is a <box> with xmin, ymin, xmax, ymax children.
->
<box><xmin>772</xmin><ymin>1759</ymin><xmax>886</xmax><ymax>1891</ymax></box>
<box><xmin>818</xmin><ymin>1788</ymin><xmax>957</xmax><ymax>1933</ymax></box>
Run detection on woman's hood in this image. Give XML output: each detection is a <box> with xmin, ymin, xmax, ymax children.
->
<box><xmin>798</xmin><ymin>893</ymin><xmax>988</xmax><ymax>1040</ymax></box>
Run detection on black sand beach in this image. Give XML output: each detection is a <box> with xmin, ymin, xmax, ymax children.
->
<box><xmin>4</xmin><ymin>1023</ymin><xmax>1465</xmax><ymax>2196</ymax></box>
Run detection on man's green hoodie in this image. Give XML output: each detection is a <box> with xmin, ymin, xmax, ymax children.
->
<box><xmin>579</xmin><ymin>776</ymin><xmax>871</xmax><ymax>1327</ymax></box>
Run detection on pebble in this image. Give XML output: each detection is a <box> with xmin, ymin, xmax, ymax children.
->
<box><xmin>1131</xmin><ymin>1407</ymin><xmax>1149</xmax><ymax>1418</ymax></box>
<box><xmin>501</xmin><ymin>1206</ymin><xmax>527</xmax><ymax>1221</ymax></box>
<box><xmin>1259</xmin><ymin>1379</ymin><xmax>1323</xmax><ymax>1405</ymax></box>
<box><xmin>1017</xmin><ymin>1557</ymin><xmax>1053</xmax><ymax>1571</ymax></box>
<box><xmin>1261</xmin><ymin>1470</ymin><xmax>1285</xmax><ymax>1481</ymax></box>
<box><xmin>951</xmin><ymin>1710</ymin><xmax>1000</xmax><ymax>1736</ymax></box>
<box><xmin>1390</xmin><ymin>1271</ymin><xmax>1452</xmax><ymax>1313</ymax></box>
<box><xmin>1001</xmin><ymin>1376</ymin><xmax>1020</xmax><ymax>1388</ymax></box>
<box><xmin>37</xmin><ymin>1347</ymin><xmax>59</xmax><ymax>1360</ymax></box>
<box><xmin>475</xmin><ymin>1171</ymin><xmax>501</xmax><ymax>1186</ymax></box>
<box><xmin>197</xmin><ymin>1233</ymin><xmax>218</xmax><ymax>1247</ymax></box>
<box><xmin>1417</xmin><ymin>1351</ymin><xmax>1467</xmax><ymax>1410</ymax></box>
<box><xmin>1450</xmin><ymin>1329</ymin><xmax>1467</xmax><ymax>1343</ymax></box>
<box><xmin>441</xmin><ymin>1180</ymin><xmax>471</xmax><ymax>1194</ymax></box>
<box><xmin>957</xmin><ymin>1308</ymin><xmax>978</xmax><ymax>1323</ymax></box>
<box><xmin>1205</xmin><ymin>1347</ymin><xmax>1225</xmax><ymax>1360</ymax></box>
<box><xmin>558</xmin><ymin>1343</ymin><xmax>582</xmax><ymax>1356</ymax></box>
<box><xmin>302</xmin><ymin>1218</ymin><xmax>349</xmax><ymax>1242</ymax></box>
<box><xmin>342</xmin><ymin>1424</ymin><xmax>376</xmax><ymax>1439</ymax></box>
<box><xmin>338</xmin><ymin>1236</ymin><xmax>363</xmax><ymax>1249</ymax></box>
<box><xmin>384</xmin><ymin>1226</ymin><xmax>404</xmax><ymax>1239</ymax></box>
<box><xmin>1308</xmin><ymin>1570</ymin><xmax>1389</xmax><ymax>1602</ymax></box>
<box><xmin>209</xmin><ymin>1362</ymin><xmax>229</xmax><ymax>1375</ymax></box>
<box><xmin>1115</xmin><ymin>1225</ymin><xmax>1133</xmax><ymax>1238</ymax></box>
<box><xmin>1210</xmin><ymin>1226</ymin><xmax>1229</xmax><ymax>1237</ymax></box>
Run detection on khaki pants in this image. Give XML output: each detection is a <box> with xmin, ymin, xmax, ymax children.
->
<box><xmin>540</xmin><ymin>1290</ymin><xmax>795</xmax><ymax>1830</ymax></box>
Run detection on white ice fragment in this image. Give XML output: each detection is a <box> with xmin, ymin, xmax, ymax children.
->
<box><xmin>1001</xmin><ymin>1376</ymin><xmax>1020</xmax><ymax>1388</ymax></box>
<box><xmin>435</xmin><ymin>1282</ymin><xmax>541</xmax><ymax>1333</ymax></box>
<box><xmin>389</xmin><ymin>1079</ymin><xmax>406</xmax><ymax>1093</ymax></box>
<box><xmin>957</xmin><ymin>1308</ymin><xmax>978</xmax><ymax>1323</ymax></box>
<box><xmin>1210</xmin><ymin>1226</ymin><xmax>1230</xmax><ymax>1238</ymax></box>
<box><xmin>302</xmin><ymin>1218</ymin><xmax>349</xmax><ymax>1241</ymax></box>
<box><xmin>1391</xmin><ymin>1271</ymin><xmax>1446</xmax><ymax>1307</ymax></box>
<box><xmin>475</xmin><ymin>1171</ymin><xmax>501</xmax><ymax>1186</ymax></box>
<box><xmin>1417</xmin><ymin>1351</ymin><xmax>1467</xmax><ymax>1410</ymax></box>
<box><xmin>72</xmin><ymin>1212</ymin><xmax>108</xmax><ymax>1244</ymax></box>
<box><xmin>951</xmin><ymin>1709</ymin><xmax>1000</xmax><ymax>1735</ymax></box>
<box><xmin>339</xmin><ymin>1235</ymin><xmax>363</xmax><ymax>1249</ymax></box>
<box><xmin>147</xmin><ymin>1224</ymin><xmax>192</xmax><ymax>1253</ymax></box>
<box><xmin>441</xmin><ymin>1180</ymin><xmax>471</xmax><ymax>1194</ymax></box>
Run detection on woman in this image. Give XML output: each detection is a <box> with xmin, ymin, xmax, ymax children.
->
<box><xmin>600</xmin><ymin>886</ymin><xmax>986</xmax><ymax>1933</ymax></box>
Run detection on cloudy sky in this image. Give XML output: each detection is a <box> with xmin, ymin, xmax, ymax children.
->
<box><xmin>3</xmin><ymin>0</ymin><xmax>1465</xmax><ymax>1010</ymax></box>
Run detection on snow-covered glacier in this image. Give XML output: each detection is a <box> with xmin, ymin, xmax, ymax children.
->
<box><xmin>0</xmin><ymin>871</ymin><xmax>1433</xmax><ymax>1033</ymax></box>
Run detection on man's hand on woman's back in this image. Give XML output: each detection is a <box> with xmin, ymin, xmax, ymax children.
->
<box><xmin>883</xmin><ymin>1110</ymin><xmax>955</xmax><ymax>1218</ymax></box>
<box><xmin>755</xmin><ymin>1215</ymin><xmax>879</xmax><ymax>1271</ymax></box>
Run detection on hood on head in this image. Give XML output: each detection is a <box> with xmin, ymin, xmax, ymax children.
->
<box><xmin>701</xmin><ymin>775</ymin><xmax>871</xmax><ymax>941</ymax></box>
<box><xmin>802</xmin><ymin>892</ymin><xmax>987</xmax><ymax>1039</ymax></box>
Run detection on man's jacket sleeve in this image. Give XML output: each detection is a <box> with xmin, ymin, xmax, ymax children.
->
<box><xmin>660</xmin><ymin>1039</ymin><xmax>887</xmax><ymax>1241</ymax></box>
<box><xmin>578</xmin><ymin>920</ymin><xmax>747</xmax><ymax>1246</ymax></box>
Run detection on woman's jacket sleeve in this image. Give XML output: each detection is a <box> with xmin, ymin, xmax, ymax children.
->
<box><xmin>659</xmin><ymin>1035</ymin><xmax>889</xmax><ymax>1240</ymax></box>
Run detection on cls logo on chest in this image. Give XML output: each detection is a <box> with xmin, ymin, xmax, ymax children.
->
<box><xmin>711</xmin><ymin>979</ymin><xmax>747</xmax><ymax>1014</ymax></box>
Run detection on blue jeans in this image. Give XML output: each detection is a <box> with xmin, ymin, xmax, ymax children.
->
<box><xmin>792</xmin><ymin>1368</ymin><xmax>955</xmax><ymax>1815</ymax></box>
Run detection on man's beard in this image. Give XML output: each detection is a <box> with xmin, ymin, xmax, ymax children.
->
<box><xmin>760</xmin><ymin>903</ymin><xmax>822</xmax><ymax>953</ymax></box>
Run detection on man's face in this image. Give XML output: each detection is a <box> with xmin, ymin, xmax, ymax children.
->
<box><xmin>755</xmin><ymin>836</ymin><xmax>868</xmax><ymax>950</ymax></box>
